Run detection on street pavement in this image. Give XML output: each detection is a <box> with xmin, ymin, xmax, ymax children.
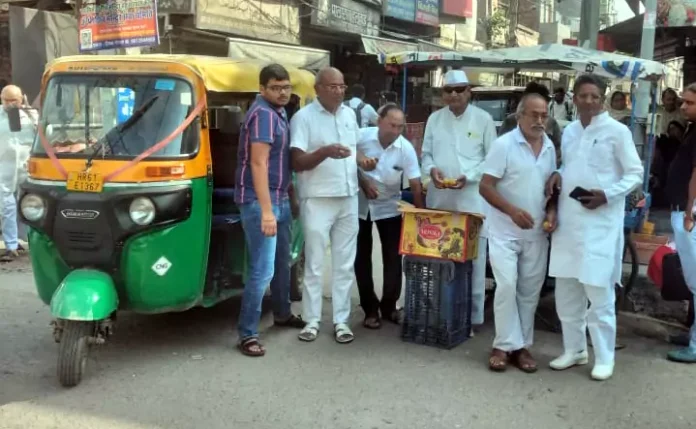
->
<box><xmin>1</xmin><ymin>233</ymin><xmax>696</xmax><ymax>429</ymax></box>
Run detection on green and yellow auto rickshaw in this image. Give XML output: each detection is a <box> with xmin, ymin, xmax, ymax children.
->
<box><xmin>18</xmin><ymin>55</ymin><xmax>313</xmax><ymax>387</ymax></box>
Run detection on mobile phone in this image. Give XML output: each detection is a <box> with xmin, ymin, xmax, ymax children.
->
<box><xmin>7</xmin><ymin>107</ymin><xmax>21</xmax><ymax>132</ymax></box>
<box><xmin>569</xmin><ymin>186</ymin><xmax>593</xmax><ymax>201</ymax></box>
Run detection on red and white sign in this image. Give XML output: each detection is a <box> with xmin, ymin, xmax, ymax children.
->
<box><xmin>441</xmin><ymin>0</ymin><xmax>472</xmax><ymax>18</ymax></box>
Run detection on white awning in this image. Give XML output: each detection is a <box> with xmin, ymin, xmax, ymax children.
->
<box><xmin>226</xmin><ymin>37</ymin><xmax>330</xmax><ymax>71</ymax></box>
<box><xmin>361</xmin><ymin>35</ymin><xmax>417</xmax><ymax>56</ymax></box>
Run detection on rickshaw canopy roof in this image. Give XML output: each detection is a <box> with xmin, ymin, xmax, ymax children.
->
<box><xmin>46</xmin><ymin>54</ymin><xmax>317</xmax><ymax>96</ymax></box>
<box><xmin>383</xmin><ymin>44</ymin><xmax>667</xmax><ymax>81</ymax></box>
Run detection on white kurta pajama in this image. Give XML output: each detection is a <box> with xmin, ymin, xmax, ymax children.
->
<box><xmin>421</xmin><ymin>104</ymin><xmax>497</xmax><ymax>325</ymax></box>
<box><xmin>484</xmin><ymin>128</ymin><xmax>557</xmax><ymax>352</ymax></box>
<box><xmin>290</xmin><ymin>100</ymin><xmax>361</xmax><ymax>326</ymax></box>
<box><xmin>549</xmin><ymin>112</ymin><xmax>643</xmax><ymax>366</ymax></box>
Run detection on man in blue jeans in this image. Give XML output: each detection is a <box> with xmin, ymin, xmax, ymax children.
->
<box><xmin>665</xmin><ymin>82</ymin><xmax>696</xmax><ymax>363</ymax></box>
<box><xmin>234</xmin><ymin>64</ymin><xmax>305</xmax><ymax>357</ymax></box>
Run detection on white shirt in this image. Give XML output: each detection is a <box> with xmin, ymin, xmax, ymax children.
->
<box><xmin>290</xmin><ymin>99</ymin><xmax>360</xmax><ymax>199</ymax></box>
<box><xmin>348</xmin><ymin>97</ymin><xmax>379</xmax><ymax>128</ymax></box>
<box><xmin>549</xmin><ymin>112</ymin><xmax>644</xmax><ymax>288</ymax></box>
<box><xmin>0</xmin><ymin>109</ymin><xmax>37</xmax><ymax>194</ymax></box>
<box><xmin>549</xmin><ymin>100</ymin><xmax>570</xmax><ymax>122</ymax></box>
<box><xmin>421</xmin><ymin>104</ymin><xmax>497</xmax><ymax>216</ymax></box>
<box><xmin>357</xmin><ymin>127</ymin><xmax>420</xmax><ymax>221</ymax></box>
<box><xmin>483</xmin><ymin>127</ymin><xmax>557</xmax><ymax>241</ymax></box>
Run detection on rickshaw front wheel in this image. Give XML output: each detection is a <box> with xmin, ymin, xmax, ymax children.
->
<box><xmin>57</xmin><ymin>321</ymin><xmax>95</xmax><ymax>388</ymax></box>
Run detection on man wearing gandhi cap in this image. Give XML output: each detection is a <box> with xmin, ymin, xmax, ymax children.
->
<box><xmin>420</xmin><ymin>69</ymin><xmax>497</xmax><ymax>331</ymax></box>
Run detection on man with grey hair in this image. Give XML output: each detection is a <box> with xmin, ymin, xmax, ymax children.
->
<box><xmin>0</xmin><ymin>84</ymin><xmax>36</xmax><ymax>262</ymax></box>
<box><xmin>479</xmin><ymin>93</ymin><xmax>558</xmax><ymax>373</ymax></box>
<box><xmin>290</xmin><ymin>67</ymin><xmax>363</xmax><ymax>344</ymax></box>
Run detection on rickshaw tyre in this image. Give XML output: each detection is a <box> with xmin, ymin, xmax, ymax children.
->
<box><xmin>290</xmin><ymin>251</ymin><xmax>304</xmax><ymax>302</ymax></box>
<box><xmin>57</xmin><ymin>321</ymin><xmax>94</xmax><ymax>388</ymax></box>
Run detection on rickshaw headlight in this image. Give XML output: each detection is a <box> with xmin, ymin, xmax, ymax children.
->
<box><xmin>20</xmin><ymin>194</ymin><xmax>45</xmax><ymax>222</ymax></box>
<box><xmin>129</xmin><ymin>197</ymin><xmax>156</xmax><ymax>226</ymax></box>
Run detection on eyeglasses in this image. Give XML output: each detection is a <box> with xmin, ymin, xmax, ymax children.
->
<box><xmin>443</xmin><ymin>86</ymin><xmax>469</xmax><ymax>94</ymax></box>
<box><xmin>265</xmin><ymin>85</ymin><xmax>293</xmax><ymax>93</ymax></box>
<box><xmin>523</xmin><ymin>112</ymin><xmax>549</xmax><ymax>121</ymax></box>
<box><xmin>323</xmin><ymin>84</ymin><xmax>348</xmax><ymax>92</ymax></box>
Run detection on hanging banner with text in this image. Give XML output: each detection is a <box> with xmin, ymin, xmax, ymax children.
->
<box><xmin>78</xmin><ymin>0</ymin><xmax>160</xmax><ymax>52</ymax></box>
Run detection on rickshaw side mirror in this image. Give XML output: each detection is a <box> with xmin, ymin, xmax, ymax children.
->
<box><xmin>8</xmin><ymin>107</ymin><xmax>21</xmax><ymax>132</ymax></box>
<box><xmin>217</xmin><ymin>106</ymin><xmax>244</xmax><ymax>136</ymax></box>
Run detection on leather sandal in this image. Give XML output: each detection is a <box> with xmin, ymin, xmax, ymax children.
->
<box><xmin>511</xmin><ymin>349</ymin><xmax>538</xmax><ymax>373</ymax></box>
<box><xmin>488</xmin><ymin>348</ymin><xmax>509</xmax><ymax>372</ymax></box>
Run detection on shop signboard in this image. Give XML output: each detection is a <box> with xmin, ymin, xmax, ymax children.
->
<box><xmin>311</xmin><ymin>0</ymin><xmax>380</xmax><ymax>37</ymax></box>
<box><xmin>196</xmin><ymin>0</ymin><xmax>300</xmax><ymax>44</ymax></box>
<box><xmin>78</xmin><ymin>0</ymin><xmax>159</xmax><ymax>52</ymax></box>
<box><xmin>383</xmin><ymin>0</ymin><xmax>416</xmax><ymax>22</ymax></box>
<box><xmin>415</xmin><ymin>0</ymin><xmax>438</xmax><ymax>26</ymax></box>
<box><xmin>441</xmin><ymin>0</ymin><xmax>472</xmax><ymax>18</ymax></box>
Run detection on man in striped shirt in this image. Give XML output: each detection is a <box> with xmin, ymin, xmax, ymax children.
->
<box><xmin>234</xmin><ymin>64</ymin><xmax>305</xmax><ymax>357</ymax></box>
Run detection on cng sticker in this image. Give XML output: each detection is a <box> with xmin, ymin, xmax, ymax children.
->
<box><xmin>152</xmin><ymin>256</ymin><xmax>172</xmax><ymax>276</ymax></box>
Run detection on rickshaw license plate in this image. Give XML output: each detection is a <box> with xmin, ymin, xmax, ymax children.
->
<box><xmin>66</xmin><ymin>172</ymin><xmax>104</xmax><ymax>193</ymax></box>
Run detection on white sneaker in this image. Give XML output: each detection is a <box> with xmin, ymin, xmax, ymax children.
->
<box><xmin>591</xmin><ymin>363</ymin><xmax>614</xmax><ymax>381</ymax></box>
<box><xmin>549</xmin><ymin>351</ymin><xmax>589</xmax><ymax>370</ymax></box>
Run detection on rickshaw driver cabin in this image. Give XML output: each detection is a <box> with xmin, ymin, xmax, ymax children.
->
<box><xmin>18</xmin><ymin>55</ymin><xmax>315</xmax><ymax>387</ymax></box>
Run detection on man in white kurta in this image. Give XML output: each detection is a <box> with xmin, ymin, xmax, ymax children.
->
<box><xmin>547</xmin><ymin>74</ymin><xmax>643</xmax><ymax>381</ymax></box>
<box><xmin>0</xmin><ymin>85</ymin><xmax>36</xmax><ymax>262</ymax></box>
<box><xmin>480</xmin><ymin>94</ymin><xmax>557</xmax><ymax>373</ymax></box>
<box><xmin>290</xmin><ymin>68</ymin><xmax>361</xmax><ymax>344</ymax></box>
<box><xmin>421</xmin><ymin>70</ymin><xmax>497</xmax><ymax>328</ymax></box>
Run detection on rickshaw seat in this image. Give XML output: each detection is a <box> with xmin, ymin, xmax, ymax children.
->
<box><xmin>212</xmin><ymin>214</ymin><xmax>241</xmax><ymax>226</ymax></box>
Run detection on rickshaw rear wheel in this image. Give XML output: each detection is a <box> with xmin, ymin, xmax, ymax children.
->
<box><xmin>57</xmin><ymin>321</ymin><xmax>94</xmax><ymax>387</ymax></box>
<box><xmin>290</xmin><ymin>250</ymin><xmax>304</xmax><ymax>302</ymax></box>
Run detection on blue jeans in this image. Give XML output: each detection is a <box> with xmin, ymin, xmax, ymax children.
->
<box><xmin>1</xmin><ymin>191</ymin><xmax>26</xmax><ymax>251</ymax></box>
<box><xmin>237</xmin><ymin>199</ymin><xmax>292</xmax><ymax>341</ymax></box>
<box><xmin>671</xmin><ymin>211</ymin><xmax>696</xmax><ymax>351</ymax></box>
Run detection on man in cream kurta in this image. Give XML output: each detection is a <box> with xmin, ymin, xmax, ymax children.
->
<box><xmin>421</xmin><ymin>70</ymin><xmax>497</xmax><ymax>328</ymax></box>
<box><xmin>547</xmin><ymin>74</ymin><xmax>643</xmax><ymax>381</ymax></box>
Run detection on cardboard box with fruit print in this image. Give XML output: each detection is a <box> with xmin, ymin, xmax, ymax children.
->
<box><xmin>398</xmin><ymin>202</ymin><xmax>484</xmax><ymax>262</ymax></box>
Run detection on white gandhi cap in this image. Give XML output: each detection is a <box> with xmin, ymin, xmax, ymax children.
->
<box><xmin>443</xmin><ymin>69</ymin><xmax>469</xmax><ymax>86</ymax></box>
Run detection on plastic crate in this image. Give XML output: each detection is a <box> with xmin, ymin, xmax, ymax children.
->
<box><xmin>401</xmin><ymin>256</ymin><xmax>473</xmax><ymax>349</ymax></box>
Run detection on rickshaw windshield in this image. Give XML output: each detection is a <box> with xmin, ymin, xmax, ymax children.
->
<box><xmin>471</xmin><ymin>93</ymin><xmax>522</xmax><ymax>121</ymax></box>
<box><xmin>33</xmin><ymin>74</ymin><xmax>198</xmax><ymax>159</ymax></box>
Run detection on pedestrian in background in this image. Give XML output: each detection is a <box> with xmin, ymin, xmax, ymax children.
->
<box><xmin>291</xmin><ymin>67</ymin><xmax>361</xmax><ymax>344</ymax></box>
<box><xmin>663</xmin><ymin>82</ymin><xmax>696</xmax><ymax>364</ymax></box>
<box><xmin>0</xmin><ymin>84</ymin><xmax>36</xmax><ymax>263</ymax></box>
<box><xmin>480</xmin><ymin>93</ymin><xmax>558</xmax><ymax>373</ymax></box>
<box><xmin>346</xmin><ymin>84</ymin><xmax>378</xmax><ymax>128</ymax></box>
<box><xmin>233</xmin><ymin>64</ymin><xmax>305</xmax><ymax>357</ymax></box>
<box><xmin>420</xmin><ymin>69</ymin><xmax>497</xmax><ymax>331</ymax></box>
<box><xmin>355</xmin><ymin>103</ymin><xmax>424</xmax><ymax>329</ymax></box>
<box><xmin>546</xmin><ymin>74</ymin><xmax>643</xmax><ymax>381</ymax></box>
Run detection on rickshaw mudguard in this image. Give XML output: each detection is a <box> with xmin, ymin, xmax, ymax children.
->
<box><xmin>50</xmin><ymin>270</ymin><xmax>118</xmax><ymax>321</ymax></box>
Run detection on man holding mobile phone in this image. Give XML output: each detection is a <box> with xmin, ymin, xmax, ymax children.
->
<box><xmin>0</xmin><ymin>84</ymin><xmax>36</xmax><ymax>263</ymax></box>
<box><xmin>544</xmin><ymin>74</ymin><xmax>643</xmax><ymax>381</ymax></box>
<box><xmin>290</xmin><ymin>67</ymin><xmax>361</xmax><ymax>344</ymax></box>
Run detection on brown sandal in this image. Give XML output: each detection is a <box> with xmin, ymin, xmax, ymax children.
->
<box><xmin>489</xmin><ymin>348</ymin><xmax>509</xmax><ymax>372</ymax></box>
<box><xmin>511</xmin><ymin>349</ymin><xmax>538</xmax><ymax>373</ymax></box>
<box><xmin>238</xmin><ymin>338</ymin><xmax>266</xmax><ymax>357</ymax></box>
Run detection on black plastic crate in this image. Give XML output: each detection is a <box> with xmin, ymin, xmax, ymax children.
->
<box><xmin>401</xmin><ymin>256</ymin><xmax>473</xmax><ymax>349</ymax></box>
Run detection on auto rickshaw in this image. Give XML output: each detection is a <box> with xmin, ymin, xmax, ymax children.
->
<box><xmin>17</xmin><ymin>55</ymin><xmax>314</xmax><ymax>387</ymax></box>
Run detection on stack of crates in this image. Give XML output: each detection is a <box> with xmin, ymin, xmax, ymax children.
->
<box><xmin>401</xmin><ymin>256</ymin><xmax>473</xmax><ymax>349</ymax></box>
